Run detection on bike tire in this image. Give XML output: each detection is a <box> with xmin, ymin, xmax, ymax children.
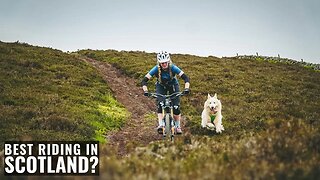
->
<box><xmin>165</xmin><ymin>114</ymin><xmax>172</xmax><ymax>140</ymax></box>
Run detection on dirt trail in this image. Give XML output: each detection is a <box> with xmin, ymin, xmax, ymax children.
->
<box><xmin>81</xmin><ymin>57</ymin><xmax>162</xmax><ymax>155</ymax></box>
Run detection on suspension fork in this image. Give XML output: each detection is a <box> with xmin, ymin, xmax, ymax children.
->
<box><xmin>162</xmin><ymin>108</ymin><xmax>165</xmax><ymax>135</ymax></box>
<box><xmin>170</xmin><ymin>107</ymin><xmax>175</xmax><ymax>135</ymax></box>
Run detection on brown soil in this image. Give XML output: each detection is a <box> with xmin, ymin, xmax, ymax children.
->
<box><xmin>81</xmin><ymin>57</ymin><xmax>163</xmax><ymax>156</ymax></box>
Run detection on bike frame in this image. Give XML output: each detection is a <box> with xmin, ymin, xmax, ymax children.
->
<box><xmin>149</xmin><ymin>91</ymin><xmax>184</xmax><ymax>141</ymax></box>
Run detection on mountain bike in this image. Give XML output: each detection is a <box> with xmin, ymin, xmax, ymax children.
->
<box><xmin>149</xmin><ymin>91</ymin><xmax>185</xmax><ymax>141</ymax></box>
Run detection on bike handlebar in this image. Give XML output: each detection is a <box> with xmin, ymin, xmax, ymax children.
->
<box><xmin>149</xmin><ymin>91</ymin><xmax>185</xmax><ymax>99</ymax></box>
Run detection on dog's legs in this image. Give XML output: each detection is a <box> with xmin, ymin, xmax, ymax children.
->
<box><xmin>213</xmin><ymin>114</ymin><xmax>224</xmax><ymax>133</ymax></box>
<box><xmin>201</xmin><ymin>111</ymin><xmax>207</xmax><ymax>128</ymax></box>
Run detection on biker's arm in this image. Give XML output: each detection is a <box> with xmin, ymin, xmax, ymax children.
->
<box><xmin>179</xmin><ymin>71</ymin><xmax>190</xmax><ymax>89</ymax></box>
<box><xmin>172</xmin><ymin>65</ymin><xmax>190</xmax><ymax>89</ymax></box>
<box><xmin>141</xmin><ymin>73</ymin><xmax>152</xmax><ymax>92</ymax></box>
<box><xmin>142</xmin><ymin>66</ymin><xmax>158</xmax><ymax>92</ymax></box>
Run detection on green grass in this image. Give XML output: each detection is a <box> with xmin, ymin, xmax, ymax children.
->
<box><xmin>0</xmin><ymin>42</ymin><xmax>129</xmax><ymax>144</ymax></box>
<box><xmin>78</xmin><ymin>49</ymin><xmax>320</xmax><ymax>179</ymax></box>
<box><xmin>1</xmin><ymin>42</ymin><xmax>319</xmax><ymax>179</ymax></box>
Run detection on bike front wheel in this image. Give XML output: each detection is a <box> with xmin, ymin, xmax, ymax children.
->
<box><xmin>165</xmin><ymin>114</ymin><xmax>174</xmax><ymax>141</ymax></box>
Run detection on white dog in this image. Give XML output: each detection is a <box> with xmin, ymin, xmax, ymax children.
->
<box><xmin>201</xmin><ymin>93</ymin><xmax>224</xmax><ymax>133</ymax></box>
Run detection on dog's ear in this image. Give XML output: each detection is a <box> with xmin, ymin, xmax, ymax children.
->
<box><xmin>208</xmin><ymin>94</ymin><xmax>211</xmax><ymax>99</ymax></box>
<box><xmin>214</xmin><ymin>93</ymin><xmax>217</xmax><ymax>98</ymax></box>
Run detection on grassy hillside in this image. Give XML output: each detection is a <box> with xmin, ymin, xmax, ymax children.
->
<box><xmin>79</xmin><ymin>49</ymin><xmax>320</xmax><ymax>179</ymax></box>
<box><xmin>0</xmin><ymin>42</ymin><xmax>128</xmax><ymax>143</ymax></box>
<box><xmin>1</xmin><ymin>42</ymin><xmax>319</xmax><ymax>179</ymax></box>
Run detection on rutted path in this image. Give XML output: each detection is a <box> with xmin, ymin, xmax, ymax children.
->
<box><xmin>81</xmin><ymin>57</ymin><xmax>162</xmax><ymax>156</ymax></box>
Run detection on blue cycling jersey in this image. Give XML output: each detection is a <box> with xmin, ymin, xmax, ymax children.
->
<box><xmin>148</xmin><ymin>64</ymin><xmax>182</xmax><ymax>85</ymax></box>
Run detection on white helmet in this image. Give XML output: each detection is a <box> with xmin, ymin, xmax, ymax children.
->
<box><xmin>157</xmin><ymin>51</ymin><xmax>171</xmax><ymax>63</ymax></box>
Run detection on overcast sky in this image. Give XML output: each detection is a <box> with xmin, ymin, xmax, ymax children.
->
<box><xmin>1</xmin><ymin>0</ymin><xmax>319</xmax><ymax>64</ymax></box>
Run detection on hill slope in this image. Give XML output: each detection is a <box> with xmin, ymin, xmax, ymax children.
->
<box><xmin>79</xmin><ymin>49</ymin><xmax>320</xmax><ymax>179</ymax></box>
<box><xmin>79</xmin><ymin>49</ymin><xmax>320</xmax><ymax>133</ymax></box>
<box><xmin>0</xmin><ymin>42</ymin><xmax>128</xmax><ymax>143</ymax></box>
<box><xmin>0</xmin><ymin>42</ymin><xmax>319</xmax><ymax>179</ymax></box>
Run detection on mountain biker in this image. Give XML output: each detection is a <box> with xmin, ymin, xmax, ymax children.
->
<box><xmin>141</xmin><ymin>51</ymin><xmax>190</xmax><ymax>134</ymax></box>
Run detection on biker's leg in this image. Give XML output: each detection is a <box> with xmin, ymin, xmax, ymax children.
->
<box><xmin>173</xmin><ymin>107</ymin><xmax>182</xmax><ymax>134</ymax></box>
<box><xmin>156</xmin><ymin>83</ymin><xmax>166</xmax><ymax>133</ymax></box>
<box><xmin>171</xmin><ymin>84</ymin><xmax>182</xmax><ymax>134</ymax></box>
<box><xmin>173</xmin><ymin>112</ymin><xmax>182</xmax><ymax>134</ymax></box>
<box><xmin>173</xmin><ymin>114</ymin><xmax>181</xmax><ymax>125</ymax></box>
<box><xmin>157</xmin><ymin>113</ymin><xmax>164</xmax><ymax>126</ymax></box>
